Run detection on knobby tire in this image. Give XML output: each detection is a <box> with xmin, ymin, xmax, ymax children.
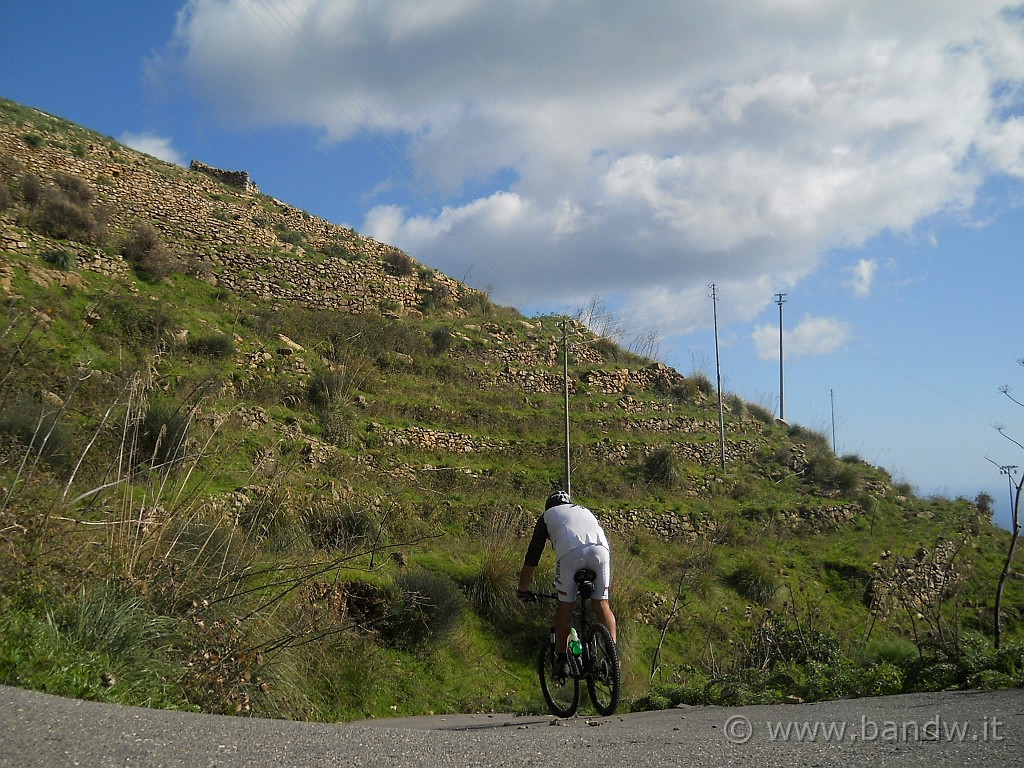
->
<box><xmin>538</xmin><ymin>636</ymin><xmax>580</xmax><ymax>718</ymax></box>
<box><xmin>585</xmin><ymin>622</ymin><xmax>621</xmax><ymax>716</ymax></box>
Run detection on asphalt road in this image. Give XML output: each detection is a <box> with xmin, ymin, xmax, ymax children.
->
<box><xmin>1</xmin><ymin>684</ymin><xmax>1022</xmax><ymax>767</ymax></box>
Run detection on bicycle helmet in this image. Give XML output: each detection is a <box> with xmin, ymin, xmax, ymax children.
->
<box><xmin>545</xmin><ymin>490</ymin><xmax>571</xmax><ymax>509</ymax></box>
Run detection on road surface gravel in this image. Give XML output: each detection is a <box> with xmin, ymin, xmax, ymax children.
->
<box><xmin>1</xmin><ymin>684</ymin><xmax>1021</xmax><ymax>767</ymax></box>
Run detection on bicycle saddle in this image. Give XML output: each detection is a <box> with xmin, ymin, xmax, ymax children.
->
<box><xmin>574</xmin><ymin>569</ymin><xmax>597</xmax><ymax>599</ymax></box>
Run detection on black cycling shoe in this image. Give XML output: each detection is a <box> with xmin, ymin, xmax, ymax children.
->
<box><xmin>554</xmin><ymin>652</ymin><xmax>569</xmax><ymax>683</ymax></box>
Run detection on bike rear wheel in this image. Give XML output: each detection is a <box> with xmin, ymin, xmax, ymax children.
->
<box><xmin>585</xmin><ymin>622</ymin><xmax>621</xmax><ymax>716</ymax></box>
<box><xmin>538</xmin><ymin>635</ymin><xmax>580</xmax><ymax>718</ymax></box>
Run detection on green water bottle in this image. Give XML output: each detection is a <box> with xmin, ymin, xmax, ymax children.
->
<box><xmin>568</xmin><ymin>627</ymin><xmax>582</xmax><ymax>657</ymax></box>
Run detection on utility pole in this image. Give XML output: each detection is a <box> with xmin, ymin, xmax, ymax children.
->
<box><xmin>830</xmin><ymin>388</ymin><xmax>837</xmax><ymax>453</ymax></box>
<box><xmin>710</xmin><ymin>284</ymin><xmax>726</xmax><ymax>470</ymax></box>
<box><xmin>562</xmin><ymin>319</ymin><xmax>572</xmax><ymax>497</ymax></box>
<box><xmin>776</xmin><ymin>293</ymin><xmax>787</xmax><ymax>422</ymax></box>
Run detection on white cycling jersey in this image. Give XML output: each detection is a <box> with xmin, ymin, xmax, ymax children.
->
<box><xmin>542</xmin><ymin>503</ymin><xmax>609</xmax><ymax>558</ymax></box>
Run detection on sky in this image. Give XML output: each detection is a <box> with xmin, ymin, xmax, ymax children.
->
<box><xmin>2</xmin><ymin>1</ymin><xmax>1024</xmax><ymax>527</ymax></box>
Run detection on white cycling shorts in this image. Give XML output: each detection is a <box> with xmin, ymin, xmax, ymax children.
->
<box><xmin>554</xmin><ymin>542</ymin><xmax>611</xmax><ymax>603</ymax></box>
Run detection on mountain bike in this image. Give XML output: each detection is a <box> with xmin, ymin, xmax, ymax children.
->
<box><xmin>524</xmin><ymin>568</ymin><xmax>621</xmax><ymax>717</ymax></box>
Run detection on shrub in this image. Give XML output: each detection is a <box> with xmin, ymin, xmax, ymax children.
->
<box><xmin>378</xmin><ymin>298</ymin><xmax>400</xmax><ymax>315</ymax></box>
<box><xmin>383</xmin><ymin>570</ymin><xmax>465</xmax><ymax>649</ymax></box>
<box><xmin>136</xmin><ymin>397</ymin><xmax>192</xmax><ymax>469</ymax></box>
<box><xmin>746</xmin><ymin>401</ymin><xmax>775</xmax><ymax>424</ymax></box>
<box><xmin>321</xmin><ymin>242</ymin><xmax>358</xmax><ymax>260</ymax></box>
<box><xmin>145</xmin><ymin>513</ymin><xmax>255</xmax><ymax>611</ymax></box>
<box><xmin>122</xmin><ymin>222</ymin><xmax>175</xmax><ymax>282</ymax></box>
<box><xmin>382</xmin><ymin>249</ymin><xmax>416</xmax><ymax>277</ymax></box>
<box><xmin>20</xmin><ymin>173</ymin><xmax>42</xmax><ymax>206</ymax></box>
<box><xmin>95</xmin><ymin>294</ymin><xmax>173</xmax><ymax>349</ymax></box>
<box><xmin>420</xmin><ymin>283</ymin><xmax>452</xmax><ymax>313</ymax></box>
<box><xmin>187</xmin><ymin>332</ymin><xmax>235</xmax><ymax>359</ymax></box>
<box><xmin>306</xmin><ymin>370</ymin><xmax>347</xmax><ymax>410</ymax></box>
<box><xmin>35</xmin><ymin>184</ymin><xmax>104</xmax><ymax>243</ymax></box>
<box><xmin>429</xmin><ymin>326</ymin><xmax>453</xmax><ymax>355</ymax></box>
<box><xmin>233</xmin><ymin>486</ymin><xmax>306</xmax><ymax>552</ymax></box>
<box><xmin>464</xmin><ymin>515</ymin><xmax>523</xmax><ymax>626</ymax></box>
<box><xmin>724</xmin><ymin>393</ymin><xmax>747</xmax><ymax>419</ymax></box>
<box><xmin>40</xmin><ymin>249</ymin><xmax>76</xmax><ymax>271</ymax></box>
<box><xmin>729</xmin><ymin>561</ymin><xmax>780</xmax><ymax>606</ymax></box>
<box><xmin>45</xmin><ymin>581</ymin><xmax>177</xmax><ymax>664</ymax></box>
<box><xmin>303</xmin><ymin>502</ymin><xmax>385</xmax><ymax>552</ymax></box>
<box><xmin>0</xmin><ymin>177</ymin><xmax>11</xmax><ymax>210</ymax></box>
<box><xmin>54</xmin><ymin>172</ymin><xmax>94</xmax><ymax>205</ymax></box>
<box><xmin>642</xmin><ymin>447</ymin><xmax>682</xmax><ymax>488</ymax></box>
<box><xmin>276</xmin><ymin>228</ymin><xmax>306</xmax><ymax>247</ymax></box>
<box><xmin>0</xmin><ymin>393</ymin><xmax>71</xmax><ymax>467</ymax></box>
<box><xmin>804</xmin><ymin>449</ymin><xmax>862</xmax><ymax>496</ymax></box>
<box><xmin>457</xmin><ymin>291</ymin><xmax>493</xmax><ymax>316</ymax></box>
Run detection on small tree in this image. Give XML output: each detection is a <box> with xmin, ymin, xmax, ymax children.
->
<box><xmin>986</xmin><ymin>455</ymin><xmax>1023</xmax><ymax>649</ymax></box>
<box><xmin>989</xmin><ymin>372</ymin><xmax>1024</xmax><ymax>648</ymax></box>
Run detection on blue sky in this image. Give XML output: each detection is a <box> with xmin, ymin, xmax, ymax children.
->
<box><xmin>3</xmin><ymin>1</ymin><xmax>1024</xmax><ymax>527</ymax></box>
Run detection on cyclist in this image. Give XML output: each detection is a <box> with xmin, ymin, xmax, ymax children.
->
<box><xmin>518</xmin><ymin>490</ymin><xmax>617</xmax><ymax>680</ymax></box>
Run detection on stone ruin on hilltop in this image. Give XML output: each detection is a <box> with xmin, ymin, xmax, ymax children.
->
<box><xmin>189</xmin><ymin>160</ymin><xmax>260</xmax><ymax>194</ymax></box>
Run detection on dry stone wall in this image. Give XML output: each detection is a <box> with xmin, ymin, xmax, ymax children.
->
<box><xmin>189</xmin><ymin>160</ymin><xmax>259</xmax><ymax>194</ymax></box>
<box><xmin>0</xmin><ymin>106</ymin><xmax>476</xmax><ymax>317</ymax></box>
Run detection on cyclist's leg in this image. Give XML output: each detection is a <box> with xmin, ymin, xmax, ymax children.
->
<box><xmin>587</xmin><ymin>544</ymin><xmax>617</xmax><ymax>642</ymax></box>
<box><xmin>591</xmin><ymin>598</ymin><xmax>617</xmax><ymax>643</ymax></box>
<box><xmin>555</xmin><ymin>599</ymin><xmax>573</xmax><ymax>652</ymax></box>
<box><xmin>553</xmin><ymin>548</ymin><xmax>583</xmax><ymax>652</ymax></box>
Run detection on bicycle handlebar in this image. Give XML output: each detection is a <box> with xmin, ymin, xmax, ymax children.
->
<box><xmin>519</xmin><ymin>590</ymin><xmax>558</xmax><ymax>603</ymax></box>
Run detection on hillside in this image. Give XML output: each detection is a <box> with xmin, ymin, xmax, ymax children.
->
<box><xmin>1</xmin><ymin>95</ymin><xmax>1021</xmax><ymax>720</ymax></box>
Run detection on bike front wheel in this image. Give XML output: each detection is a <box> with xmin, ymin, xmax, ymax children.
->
<box><xmin>585</xmin><ymin>622</ymin><xmax>621</xmax><ymax>716</ymax></box>
<box><xmin>538</xmin><ymin>636</ymin><xmax>580</xmax><ymax>718</ymax></box>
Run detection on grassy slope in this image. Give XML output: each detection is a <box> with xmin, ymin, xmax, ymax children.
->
<box><xmin>1</xmin><ymin>97</ymin><xmax>1022</xmax><ymax>721</ymax></box>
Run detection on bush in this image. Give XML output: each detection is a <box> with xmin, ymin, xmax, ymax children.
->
<box><xmin>20</xmin><ymin>173</ymin><xmax>42</xmax><ymax>206</ymax></box>
<box><xmin>122</xmin><ymin>222</ymin><xmax>175</xmax><ymax>282</ymax></box>
<box><xmin>95</xmin><ymin>294</ymin><xmax>174</xmax><ymax>349</ymax></box>
<box><xmin>136</xmin><ymin>397</ymin><xmax>192</xmax><ymax>469</ymax></box>
<box><xmin>187</xmin><ymin>332</ymin><xmax>235</xmax><ymax>359</ymax></box>
<box><xmin>420</xmin><ymin>282</ymin><xmax>452</xmax><ymax>314</ymax></box>
<box><xmin>384</xmin><ymin>570</ymin><xmax>465</xmax><ymax>649</ymax></box>
<box><xmin>54</xmin><ymin>172</ymin><xmax>93</xmax><ymax>205</ymax></box>
<box><xmin>0</xmin><ymin>394</ymin><xmax>71</xmax><ymax>467</ymax></box>
<box><xmin>457</xmin><ymin>291</ymin><xmax>493</xmax><ymax>316</ymax></box>
<box><xmin>642</xmin><ymin>447</ymin><xmax>682</xmax><ymax>488</ymax></box>
<box><xmin>45</xmin><ymin>581</ymin><xmax>177</xmax><ymax>665</ymax></box>
<box><xmin>729</xmin><ymin>561</ymin><xmax>780</xmax><ymax>606</ymax></box>
<box><xmin>746</xmin><ymin>401</ymin><xmax>776</xmax><ymax>424</ymax></box>
<box><xmin>429</xmin><ymin>326</ymin><xmax>453</xmax><ymax>355</ymax></box>
<box><xmin>0</xmin><ymin>177</ymin><xmax>11</xmax><ymax>210</ymax></box>
<box><xmin>41</xmin><ymin>249</ymin><xmax>76</xmax><ymax>271</ymax></box>
<box><xmin>306</xmin><ymin>370</ymin><xmax>347</xmax><ymax>410</ymax></box>
<box><xmin>303</xmin><ymin>502</ymin><xmax>385</xmax><ymax>552</ymax></box>
<box><xmin>34</xmin><ymin>183</ymin><xmax>105</xmax><ymax>243</ymax></box>
<box><xmin>382</xmin><ymin>249</ymin><xmax>416</xmax><ymax>277</ymax></box>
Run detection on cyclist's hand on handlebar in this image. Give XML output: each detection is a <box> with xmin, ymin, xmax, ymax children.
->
<box><xmin>517</xmin><ymin>590</ymin><xmax>538</xmax><ymax>603</ymax></box>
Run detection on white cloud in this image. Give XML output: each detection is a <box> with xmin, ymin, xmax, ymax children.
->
<box><xmin>753</xmin><ymin>315</ymin><xmax>852</xmax><ymax>360</ymax></box>
<box><xmin>119</xmin><ymin>132</ymin><xmax>185</xmax><ymax>166</ymax></box>
<box><xmin>162</xmin><ymin>1</ymin><xmax>1024</xmax><ymax>333</ymax></box>
<box><xmin>846</xmin><ymin>259</ymin><xmax>878</xmax><ymax>297</ymax></box>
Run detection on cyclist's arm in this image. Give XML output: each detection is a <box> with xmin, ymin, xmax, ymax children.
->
<box><xmin>519</xmin><ymin>516</ymin><xmax>548</xmax><ymax>591</ymax></box>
